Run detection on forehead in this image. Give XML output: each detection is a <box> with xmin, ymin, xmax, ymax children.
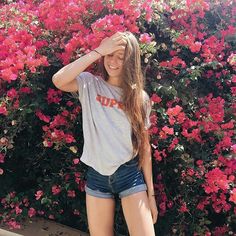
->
<box><xmin>114</xmin><ymin>50</ymin><xmax>125</xmax><ymax>56</ymax></box>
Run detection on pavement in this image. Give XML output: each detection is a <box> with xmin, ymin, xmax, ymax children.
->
<box><xmin>0</xmin><ymin>217</ymin><xmax>89</xmax><ymax>236</ymax></box>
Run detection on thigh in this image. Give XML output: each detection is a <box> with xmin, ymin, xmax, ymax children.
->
<box><xmin>86</xmin><ymin>194</ymin><xmax>116</xmax><ymax>236</ymax></box>
<box><xmin>121</xmin><ymin>191</ymin><xmax>155</xmax><ymax>236</ymax></box>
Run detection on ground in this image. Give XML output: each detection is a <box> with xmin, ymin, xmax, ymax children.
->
<box><xmin>0</xmin><ymin>217</ymin><xmax>89</xmax><ymax>236</ymax></box>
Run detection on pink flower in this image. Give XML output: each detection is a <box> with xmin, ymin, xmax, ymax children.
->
<box><xmin>190</xmin><ymin>41</ymin><xmax>202</xmax><ymax>53</ymax></box>
<box><xmin>19</xmin><ymin>87</ymin><xmax>32</xmax><ymax>94</ymax></box>
<box><xmin>0</xmin><ymin>153</ymin><xmax>5</xmax><ymax>163</ymax></box>
<box><xmin>202</xmin><ymin>168</ymin><xmax>231</xmax><ymax>194</ymax></box>
<box><xmin>229</xmin><ymin>188</ymin><xmax>236</xmax><ymax>204</ymax></box>
<box><xmin>231</xmin><ymin>144</ymin><xmax>236</xmax><ymax>153</ymax></box>
<box><xmin>159</xmin><ymin>202</ymin><xmax>166</xmax><ymax>211</ymax></box>
<box><xmin>7</xmin><ymin>88</ymin><xmax>18</xmax><ymax>100</ymax></box>
<box><xmin>47</xmin><ymin>88</ymin><xmax>62</xmax><ymax>104</ymax></box>
<box><xmin>196</xmin><ymin>160</ymin><xmax>203</xmax><ymax>166</ymax></box>
<box><xmin>52</xmin><ymin>185</ymin><xmax>61</xmax><ymax>195</ymax></box>
<box><xmin>0</xmin><ymin>104</ymin><xmax>8</xmax><ymax>116</ymax></box>
<box><xmin>15</xmin><ymin>206</ymin><xmax>22</xmax><ymax>215</ymax></box>
<box><xmin>35</xmin><ymin>190</ymin><xmax>43</xmax><ymax>200</ymax></box>
<box><xmin>162</xmin><ymin>126</ymin><xmax>174</xmax><ymax>135</ymax></box>
<box><xmin>73</xmin><ymin>209</ymin><xmax>80</xmax><ymax>215</ymax></box>
<box><xmin>154</xmin><ymin>150</ymin><xmax>162</xmax><ymax>162</ymax></box>
<box><xmin>28</xmin><ymin>208</ymin><xmax>36</xmax><ymax>218</ymax></box>
<box><xmin>73</xmin><ymin>158</ymin><xmax>80</xmax><ymax>165</ymax></box>
<box><xmin>48</xmin><ymin>214</ymin><xmax>55</xmax><ymax>220</ymax></box>
<box><xmin>167</xmin><ymin>105</ymin><xmax>182</xmax><ymax>116</ymax></box>
<box><xmin>35</xmin><ymin>110</ymin><xmax>51</xmax><ymax>123</ymax></box>
<box><xmin>151</xmin><ymin>94</ymin><xmax>162</xmax><ymax>103</ymax></box>
<box><xmin>167</xmin><ymin>201</ymin><xmax>173</xmax><ymax>208</ymax></box>
<box><xmin>7</xmin><ymin>220</ymin><xmax>21</xmax><ymax>230</ymax></box>
<box><xmin>139</xmin><ymin>33</ymin><xmax>152</xmax><ymax>44</ymax></box>
<box><xmin>65</xmin><ymin>134</ymin><xmax>76</xmax><ymax>143</ymax></box>
<box><xmin>179</xmin><ymin>202</ymin><xmax>189</xmax><ymax>213</ymax></box>
<box><xmin>67</xmin><ymin>190</ymin><xmax>76</xmax><ymax>198</ymax></box>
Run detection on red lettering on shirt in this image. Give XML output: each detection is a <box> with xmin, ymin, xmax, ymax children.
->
<box><xmin>101</xmin><ymin>96</ymin><xmax>110</xmax><ymax>106</ymax></box>
<box><xmin>96</xmin><ymin>94</ymin><xmax>123</xmax><ymax>110</ymax></box>
<box><xmin>109</xmin><ymin>99</ymin><xmax>118</xmax><ymax>107</ymax></box>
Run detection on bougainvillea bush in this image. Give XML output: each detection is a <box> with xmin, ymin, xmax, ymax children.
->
<box><xmin>0</xmin><ymin>0</ymin><xmax>235</xmax><ymax>235</ymax></box>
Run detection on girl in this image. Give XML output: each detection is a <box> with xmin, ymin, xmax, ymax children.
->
<box><xmin>52</xmin><ymin>31</ymin><xmax>158</xmax><ymax>236</ymax></box>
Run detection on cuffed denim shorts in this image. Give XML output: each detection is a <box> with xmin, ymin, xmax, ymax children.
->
<box><xmin>85</xmin><ymin>155</ymin><xmax>147</xmax><ymax>199</ymax></box>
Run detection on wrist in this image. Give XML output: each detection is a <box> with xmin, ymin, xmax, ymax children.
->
<box><xmin>147</xmin><ymin>189</ymin><xmax>156</xmax><ymax>197</ymax></box>
<box><xmin>93</xmin><ymin>48</ymin><xmax>103</xmax><ymax>57</ymax></box>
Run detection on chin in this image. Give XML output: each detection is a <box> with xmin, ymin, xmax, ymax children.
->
<box><xmin>105</xmin><ymin>67</ymin><xmax>122</xmax><ymax>77</ymax></box>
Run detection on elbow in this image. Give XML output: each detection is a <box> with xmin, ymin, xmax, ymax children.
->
<box><xmin>52</xmin><ymin>74</ymin><xmax>61</xmax><ymax>89</ymax></box>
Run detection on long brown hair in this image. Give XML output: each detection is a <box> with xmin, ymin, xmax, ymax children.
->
<box><xmin>98</xmin><ymin>31</ymin><xmax>150</xmax><ymax>169</ymax></box>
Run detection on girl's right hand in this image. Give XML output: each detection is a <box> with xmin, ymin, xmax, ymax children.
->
<box><xmin>95</xmin><ymin>32</ymin><xmax>127</xmax><ymax>56</ymax></box>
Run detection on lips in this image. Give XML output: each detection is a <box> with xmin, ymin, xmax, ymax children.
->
<box><xmin>108</xmin><ymin>65</ymin><xmax>119</xmax><ymax>70</ymax></box>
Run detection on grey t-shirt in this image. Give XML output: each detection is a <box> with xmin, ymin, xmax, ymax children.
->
<box><xmin>76</xmin><ymin>72</ymin><xmax>152</xmax><ymax>175</ymax></box>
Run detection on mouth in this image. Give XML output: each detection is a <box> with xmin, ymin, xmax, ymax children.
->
<box><xmin>108</xmin><ymin>65</ymin><xmax>119</xmax><ymax>70</ymax></box>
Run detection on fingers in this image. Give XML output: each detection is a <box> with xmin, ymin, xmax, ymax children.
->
<box><xmin>112</xmin><ymin>33</ymin><xmax>127</xmax><ymax>42</ymax></box>
<box><xmin>151</xmin><ymin>208</ymin><xmax>158</xmax><ymax>224</ymax></box>
<box><xmin>111</xmin><ymin>31</ymin><xmax>124</xmax><ymax>39</ymax></box>
<box><xmin>116</xmin><ymin>38</ymin><xmax>127</xmax><ymax>45</ymax></box>
<box><xmin>114</xmin><ymin>45</ymin><xmax>126</xmax><ymax>52</ymax></box>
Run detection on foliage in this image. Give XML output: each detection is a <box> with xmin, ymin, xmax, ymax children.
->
<box><xmin>0</xmin><ymin>0</ymin><xmax>235</xmax><ymax>235</ymax></box>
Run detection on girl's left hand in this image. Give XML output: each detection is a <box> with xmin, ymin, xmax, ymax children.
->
<box><xmin>148</xmin><ymin>195</ymin><xmax>158</xmax><ymax>224</ymax></box>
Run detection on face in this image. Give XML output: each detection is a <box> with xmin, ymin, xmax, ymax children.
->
<box><xmin>104</xmin><ymin>50</ymin><xmax>125</xmax><ymax>79</ymax></box>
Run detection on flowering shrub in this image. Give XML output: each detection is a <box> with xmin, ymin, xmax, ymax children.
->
<box><xmin>0</xmin><ymin>0</ymin><xmax>235</xmax><ymax>235</ymax></box>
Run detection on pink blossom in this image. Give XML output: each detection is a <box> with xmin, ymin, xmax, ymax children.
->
<box><xmin>15</xmin><ymin>206</ymin><xmax>22</xmax><ymax>215</ymax></box>
<box><xmin>52</xmin><ymin>185</ymin><xmax>61</xmax><ymax>195</ymax></box>
<box><xmin>139</xmin><ymin>33</ymin><xmax>152</xmax><ymax>44</ymax></box>
<box><xmin>229</xmin><ymin>188</ymin><xmax>236</xmax><ymax>204</ymax></box>
<box><xmin>179</xmin><ymin>201</ymin><xmax>189</xmax><ymax>213</ymax></box>
<box><xmin>7</xmin><ymin>220</ymin><xmax>21</xmax><ymax>230</ymax></box>
<box><xmin>73</xmin><ymin>209</ymin><xmax>80</xmax><ymax>215</ymax></box>
<box><xmin>73</xmin><ymin>158</ymin><xmax>80</xmax><ymax>165</ymax></box>
<box><xmin>47</xmin><ymin>88</ymin><xmax>62</xmax><ymax>104</ymax></box>
<box><xmin>202</xmin><ymin>168</ymin><xmax>231</xmax><ymax>194</ymax></box>
<box><xmin>35</xmin><ymin>190</ymin><xmax>43</xmax><ymax>200</ymax></box>
<box><xmin>151</xmin><ymin>94</ymin><xmax>162</xmax><ymax>103</ymax></box>
<box><xmin>0</xmin><ymin>153</ymin><xmax>5</xmax><ymax>163</ymax></box>
<box><xmin>0</xmin><ymin>104</ymin><xmax>8</xmax><ymax>116</ymax></box>
<box><xmin>67</xmin><ymin>190</ymin><xmax>76</xmax><ymax>198</ymax></box>
<box><xmin>48</xmin><ymin>214</ymin><xmax>55</xmax><ymax>219</ymax></box>
<box><xmin>28</xmin><ymin>208</ymin><xmax>36</xmax><ymax>218</ymax></box>
<box><xmin>162</xmin><ymin>126</ymin><xmax>174</xmax><ymax>135</ymax></box>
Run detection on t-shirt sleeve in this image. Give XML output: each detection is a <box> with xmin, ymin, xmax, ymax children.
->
<box><xmin>143</xmin><ymin>91</ymin><xmax>152</xmax><ymax>130</ymax></box>
<box><xmin>75</xmin><ymin>71</ymin><xmax>95</xmax><ymax>102</ymax></box>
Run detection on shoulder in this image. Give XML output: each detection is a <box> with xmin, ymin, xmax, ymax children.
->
<box><xmin>76</xmin><ymin>71</ymin><xmax>94</xmax><ymax>79</ymax></box>
<box><xmin>76</xmin><ymin>72</ymin><xmax>101</xmax><ymax>85</ymax></box>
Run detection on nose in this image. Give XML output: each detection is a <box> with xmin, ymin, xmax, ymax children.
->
<box><xmin>109</xmin><ymin>56</ymin><xmax>117</xmax><ymax>65</ymax></box>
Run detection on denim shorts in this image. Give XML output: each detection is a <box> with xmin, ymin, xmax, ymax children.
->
<box><xmin>85</xmin><ymin>155</ymin><xmax>147</xmax><ymax>199</ymax></box>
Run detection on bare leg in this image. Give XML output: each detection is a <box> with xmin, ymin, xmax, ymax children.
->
<box><xmin>86</xmin><ymin>194</ymin><xmax>116</xmax><ymax>236</ymax></box>
<box><xmin>121</xmin><ymin>191</ymin><xmax>155</xmax><ymax>236</ymax></box>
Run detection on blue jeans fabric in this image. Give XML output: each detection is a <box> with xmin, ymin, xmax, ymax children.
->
<box><xmin>85</xmin><ymin>155</ymin><xmax>147</xmax><ymax>199</ymax></box>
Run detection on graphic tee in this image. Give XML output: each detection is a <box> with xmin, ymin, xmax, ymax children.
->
<box><xmin>76</xmin><ymin>72</ymin><xmax>152</xmax><ymax>175</ymax></box>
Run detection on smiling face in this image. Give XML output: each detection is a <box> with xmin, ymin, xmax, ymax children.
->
<box><xmin>104</xmin><ymin>50</ymin><xmax>125</xmax><ymax>79</ymax></box>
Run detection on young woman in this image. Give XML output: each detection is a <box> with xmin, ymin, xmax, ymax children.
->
<box><xmin>52</xmin><ymin>31</ymin><xmax>158</xmax><ymax>236</ymax></box>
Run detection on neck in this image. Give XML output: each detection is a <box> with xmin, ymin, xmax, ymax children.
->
<box><xmin>107</xmin><ymin>76</ymin><xmax>122</xmax><ymax>87</ymax></box>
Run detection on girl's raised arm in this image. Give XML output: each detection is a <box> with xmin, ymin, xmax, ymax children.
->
<box><xmin>52</xmin><ymin>50</ymin><xmax>101</xmax><ymax>92</ymax></box>
<box><xmin>52</xmin><ymin>32</ymin><xmax>127</xmax><ymax>92</ymax></box>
